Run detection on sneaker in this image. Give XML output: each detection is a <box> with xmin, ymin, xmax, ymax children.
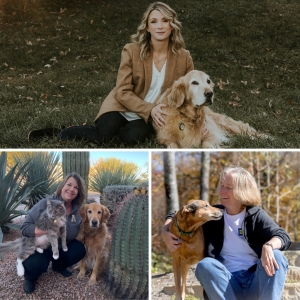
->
<box><xmin>27</xmin><ymin>127</ymin><xmax>63</xmax><ymax>142</ymax></box>
<box><xmin>55</xmin><ymin>268</ymin><xmax>74</xmax><ymax>278</ymax></box>
<box><xmin>23</xmin><ymin>278</ymin><xmax>35</xmax><ymax>294</ymax></box>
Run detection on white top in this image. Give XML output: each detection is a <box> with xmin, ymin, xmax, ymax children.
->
<box><xmin>120</xmin><ymin>60</ymin><xmax>167</xmax><ymax>121</ymax></box>
<box><xmin>220</xmin><ymin>208</ymin><xmax>258</xmax><ymax>273</ymax></box>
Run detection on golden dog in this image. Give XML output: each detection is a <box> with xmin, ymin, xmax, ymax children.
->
<box><xmin>154</xmin><ymin>70</ymin><xmax>261</xmax><ymax>148</ymax></box>
<box><xmin>77</xmin><ymin>203</ymin><xmax>110</xmax><ymax>285</ymax></box>
<box><xmin>169</xmin><ymin>200</ymin><xmax>223</xmax><ymax>300</ymax></box>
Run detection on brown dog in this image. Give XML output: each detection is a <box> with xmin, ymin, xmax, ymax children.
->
<box><xmin>154</xmin><ymin>70</ymin><xmax>262</xmax><ymax>148</ymax></box>
<box><xmin>169</xmin><ymin>200</ymin><xmax>223</xmax><ymax>300</ymax></box>
<box><xmin>77</xmin><ymin>203</ymin><xmax>110</xmax><ymax>285</ymax></box>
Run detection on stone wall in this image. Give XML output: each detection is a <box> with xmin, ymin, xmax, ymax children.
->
<box><xmin>152</xmin><ymin>250</ymin><xmax>300</xmax><ymax>300</ymax></box>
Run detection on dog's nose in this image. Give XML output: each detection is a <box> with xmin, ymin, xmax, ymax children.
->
<box><xmin>91</xmin><ymin>219</ymin><xmax>98</xmax><ymax>227</ymax></box>
<box><xmin>205</xmin><ymin>91</ymin><xmax>213</xmax><ymax>98</ymax></box>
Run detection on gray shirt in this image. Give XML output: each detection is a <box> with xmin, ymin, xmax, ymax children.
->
<box><xmin>20</xmin><ymin>195</ymin><xmax>82</xmax><ymax>243</ymax></box>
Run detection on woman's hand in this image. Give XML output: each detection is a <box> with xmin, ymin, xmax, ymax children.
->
<box><xmin>161</xmin><ymin>220</ymin><xmax>181</xmax><ymax>252</ymax></box>
<box><xmin>151</xmin><ymin>104</ymin><xmax>169</xmax><ymax>128</ymax></box>
<box><xmin>35</xmin><ymin>227</ymin><xmax>48</xmax><ymax>236</ymax></box>
<box><xmin>261</xmin><ymin>241</ymin><xmax>280</xmax><ymax>276</ymax></box>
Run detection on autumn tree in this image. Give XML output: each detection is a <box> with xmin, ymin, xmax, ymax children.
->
<box><xmin>163</xmin><ymin>152</ymin><xmax>179</xmax><ymax>214</ymax></box>
<box><xmin>200</xmin><ymin>152</ymin><xmax>210</xmax><ymax>201</ymax></box>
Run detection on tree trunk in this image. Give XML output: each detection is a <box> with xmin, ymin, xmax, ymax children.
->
<box><xmin>200</xmin><ymin>152</ymin><xmax>210</xmax><ymax>201</ymax></box>
<box><xmin>163</xmin><ymin>152</ymin><xmax>179</xmax><ymax>214</ymax></box>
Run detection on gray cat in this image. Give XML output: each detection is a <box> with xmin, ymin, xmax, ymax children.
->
<box><xmin>0</xmin><ymin>199</ymin><xmax>67</xmax><ymax>276</ymax></box>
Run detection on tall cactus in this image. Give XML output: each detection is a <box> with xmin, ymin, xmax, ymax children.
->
<box><xmin>104</xmin><ymin>191</ymin><xmax>149</xmax><ymax>299</ymax></box>
<box><xmin>102</xmin><ymin>185</ymin><xmax>137</xmax><ymax>214</ymax></box>
<box><xmin>62</xmin><ymin>152</ymin><xmax>90</xmax><ymax>201</ymax></box>
<box><xmin>0</xmin><ymin>152</ymin><xmax>7</xmax><ymax>180</ymax></box>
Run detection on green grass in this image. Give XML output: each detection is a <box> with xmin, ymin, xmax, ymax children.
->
<box><xmin>0</xmin><ymin>0</ymin><xmax>299</xmax><ymax>148</ymax></box>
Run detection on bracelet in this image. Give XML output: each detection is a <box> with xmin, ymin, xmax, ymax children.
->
<box><xmin>265</xmin><ymin>242</ymin><xmax>273</xmax><ymax>249</ymax></box>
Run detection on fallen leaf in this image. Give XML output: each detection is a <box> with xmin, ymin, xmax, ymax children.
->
<box><xmin>228</xmin><ymin>101</ymin><xmax>241</xmax><ymax>107</ymax></box>
<box><xmin>274</xmin><ymin>110</ymin><xmax>281</xmax><ymax>118</ymax></box>
<box><xmin>40</xmin><ymin>93</ymin><xmax>49</xmax><ymax>99</ymax></box>
<box><xmin>217</xmin><ymin>79</ymin><xmax>230</xmax><ymax>90</ymax></box>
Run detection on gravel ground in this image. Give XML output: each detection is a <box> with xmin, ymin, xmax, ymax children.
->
<box><xmin>0</xmin><ymin>220</ymin><xmax>116</xmax><ymax>300</ymax></box>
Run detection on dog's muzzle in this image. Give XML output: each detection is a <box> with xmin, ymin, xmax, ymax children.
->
<box><xmin>204</xmin><ymin>99</ymin><xmax>213</xmax><ymax>106</ymax></box>
<box><xmin>91</xmin><ymin>219</ymin><xmax>99</xmax><ymax>228</ymax></box>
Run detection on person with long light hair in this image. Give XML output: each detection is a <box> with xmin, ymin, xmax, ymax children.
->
<box><xmin>28</xmin><ymin>2</ymin><xmax>194</xmax><ymax>145</ymax></box>
<box><xmin>162</xmin><ymin>166</ymin><xmax>291</xmax><ymax>300</ymax></box>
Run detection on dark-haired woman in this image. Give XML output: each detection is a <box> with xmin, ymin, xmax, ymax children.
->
<box><xmin>20</xmin><ymin>172</ymin><xmax>86</xmax><ymax>294</ymax></box>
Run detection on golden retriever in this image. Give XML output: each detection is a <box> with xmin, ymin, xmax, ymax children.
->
<box><xmin>154</xmin><ymin>70</ymin><xmax>262</xmax><ymax>148</ymax></box>
<box><xmin>77</xmin><ymin>203</ymin><xmax>110</xmax><ymax>285</ymax></box>
<box><xmin>168</xmin><ymin>200</ymin><xmax>223</xmax><ymax>300</ymax></box>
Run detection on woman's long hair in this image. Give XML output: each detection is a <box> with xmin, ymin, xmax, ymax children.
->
<box><xmin>56</xmin><ymin>172</ymin><xmax>86</xmax><ymax>206</ymax></box>
<box><xmin>131</xmin><ymin>2</ymin><xmax>185</xmax><ymax>60</ymax></box>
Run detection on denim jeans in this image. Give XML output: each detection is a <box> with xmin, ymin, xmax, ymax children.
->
<box><xmin>195</xmin><ymin>250</ymin><xmax>288</xmax><ymax>300</ymax></box>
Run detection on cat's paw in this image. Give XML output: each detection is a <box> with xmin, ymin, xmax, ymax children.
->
<box><xmin>16</xmin><ymin>258</ymin><xmax>24</xmax><ymax>276</ymax></box>
<box><xmin>62</xmin><ymin>246</ymin><xmax>68</xmax><ymax>252</ymax></box>
<box><xmin>36</xmin><ymin>247</ymin><xmax>44</xmax><ymax>253</ymax></box>
<box><xmin>53</xmin><ymin>254</ymin><xmax>59</xmax><ymax>260</ymax></box>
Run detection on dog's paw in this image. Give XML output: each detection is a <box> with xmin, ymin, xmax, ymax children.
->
<box><xmin>77</xmin><ymin>271</ymin><xmax>85</xmax><ymax>279</ymax></box>
<box><xmin>88</xmin><ymin>278</ymin><xmax>97</xmax><ymax>286</ymax></box>
<box><xmin>36</xmin><ymin>247</ymin><xmax>44</xmax><ymax>253</ymax></box>
<box><xmin>53</xmin><ymin>254</ymin><xmax>59</xmax><ymax>260</ymax></box>
<box><xmin>62</xmin><ymin>246</ymin><xmax>68</xmax><ymax>252</ymax></box>
<box><xmin>16</xmin><ymin>258</ymin><xmax>24</xmax><ymax>276</ymax></box>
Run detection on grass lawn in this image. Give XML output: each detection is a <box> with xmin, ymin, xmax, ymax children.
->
<box><xmin>0</xmin><ymin>0</ymin><xmax>299</xmax><ymax>148</ymax></box>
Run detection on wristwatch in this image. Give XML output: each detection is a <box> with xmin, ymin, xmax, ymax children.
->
<box><xmin>264</xmin><ymin>242</ymin><xmax>274</xmax><ymax>249</ymax></box>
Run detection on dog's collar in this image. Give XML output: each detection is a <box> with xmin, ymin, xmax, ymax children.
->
<box><xmin>175</xmin><ymin>218</ymin><xmax>193</xmax><ymax>238</ymax></box>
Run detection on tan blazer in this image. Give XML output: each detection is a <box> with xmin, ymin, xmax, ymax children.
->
<box><xmin>94</xmin><ymin>43</ymin><xmax>194</xmax><ymax>123</ymax></box>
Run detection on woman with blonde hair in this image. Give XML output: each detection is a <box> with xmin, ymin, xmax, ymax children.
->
<box><xmin>162</xmin><ymin>166</ymin><xmax>291</xmax><ymax>300</ymax></box>
<box><xmin>28</xmin><ymin>2</ymin><xmax>194</xmax><ymax>145</ymax></box>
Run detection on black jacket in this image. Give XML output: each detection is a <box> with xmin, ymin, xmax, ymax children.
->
<box><xmin>166</xmin><ymin>205</ymin><xmax>291</xmax><ymax>258</ymax></box>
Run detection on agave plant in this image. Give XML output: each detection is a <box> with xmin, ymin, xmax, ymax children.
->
<box><xmin>12</xmin><ymin>152</ymin><xmax>62</xmax><ymax>209</ymax></box>
<box><xmin>0</xmin><ymin>153</ymin><xmax>33</xmax><ymax>244</ymax></box>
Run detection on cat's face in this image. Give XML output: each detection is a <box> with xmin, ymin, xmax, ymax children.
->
<box><xmin>47</xmin><ymin>199</ymin><xmax>66</xmax><ymax>217</ymax></box>
<box><xmin>61</xmin><ymin>177</ymin><xmax>79</xmax><ymax>203</ymax></box>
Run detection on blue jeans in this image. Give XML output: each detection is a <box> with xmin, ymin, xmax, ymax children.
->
<box><xmin>195</xmin><ymin>250</ymin><xmax>288</xmax><ymax>300</ymax></box>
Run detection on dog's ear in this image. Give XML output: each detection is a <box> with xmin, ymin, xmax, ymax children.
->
<box><xmin>167</xmin><ymin>79</ymin><xmax>186</xmax><ymax>108</ymax></box>
<box><xmin>79</xmin><ymin>205</ymin><xmax>88</xmax><ymax>223</ymax></box>
<box><xmin>101</xmin><ymin>206</ymin><xmax>110</xmax><ymax>224</ymax></box>
<box><xmin>181</xmin><ymin>203</ymin><xmax>196</xmax><ymax>217</ymax></box>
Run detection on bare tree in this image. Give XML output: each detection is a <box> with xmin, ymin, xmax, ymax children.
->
<box><xmin>200</xmin><ymin>152</ymin><xmax>210</xmax><ymax>201</ymax></box>
<box><xmin>163</xmin><ymin>152</ymin><xmax>179</xmax><ymax>214</ymax></box>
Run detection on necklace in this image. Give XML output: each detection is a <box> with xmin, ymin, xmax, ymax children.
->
<box><xmin>153</xmin><ymin>53</ymin><xmax>167</xmax><ymax>62</ymax></box>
